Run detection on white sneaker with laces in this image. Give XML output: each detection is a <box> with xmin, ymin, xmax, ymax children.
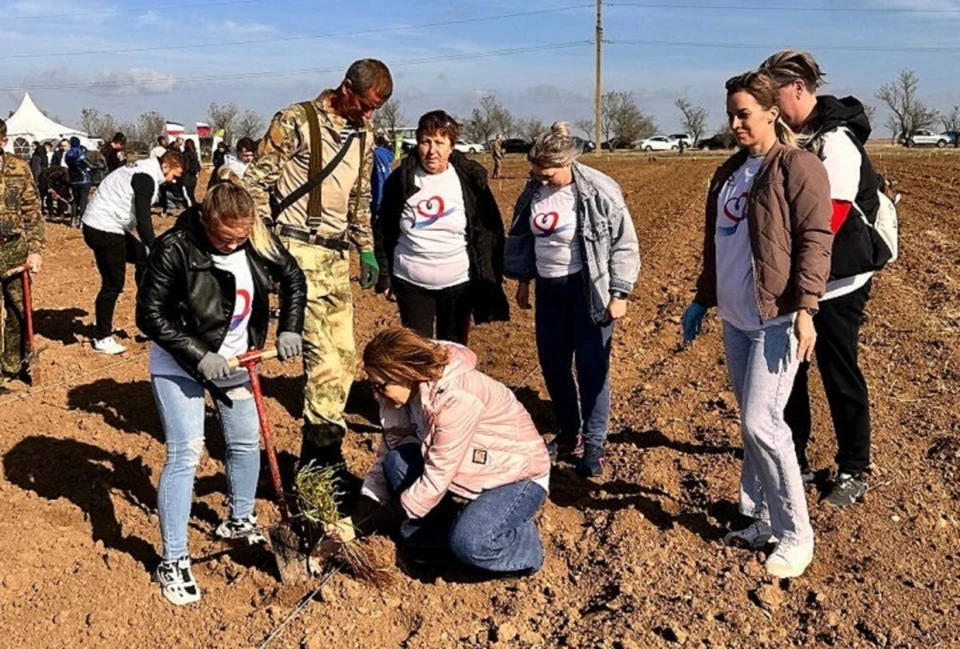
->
<box><xmin>215</xmin><ymin>514</ymin><xmax>266</xmax><ymax>545</ymax></box>
<box><xmin>723</xmin><ymin>520</ymin><xmax>778</xmax><ymax>549</ymax></box>
<box><xmin>92</xmin><ymin>336</ymin><xmax>126</xmax><ymax>355</ymax></box>
<box><xmin>765</xmin><ymin>541</ymin><xmax>814</xmax><ymax>578</ymax></box>
<box><xmin>153</xmin><ymin>557</ymin><xmax>201</xmax><ymax>605</ymax></box>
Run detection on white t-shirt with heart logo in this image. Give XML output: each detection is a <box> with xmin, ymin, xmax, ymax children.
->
<box><xmin>530</xmin><ymin>183</ymin><xmax>582</xmax><ymax>279</ymax></box>
<box><xmin>715</xmin><ymin>155</ymin><xmax>792</xmax><ymax>331</ymax></box>
<box><xmin>393</xmin><ymin>165</ymin><xmax>471</xmax><ymax>290</ymax></box>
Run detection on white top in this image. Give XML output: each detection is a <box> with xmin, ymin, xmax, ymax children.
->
<box><xmin>819</xmin><ymin>127</ymin><xmax>874</xmax><ymax>301</ymax></box>
<box><xmin>82</xmin><ymin>157</ymin><xmax>165</xmax><ymax>235</ymax></box>
<box><xmin>530</xmin><ymin>183</ymin><xmax>583</xmax><ymax>278</ymax></box>
<box><xmin>150</xmin><ymin>249</ymin><xmax>254</xmax><ymax>388</ymax></box>
<box><xmin>221</xmin><ymin>155</ymin><xmax>249</xmax><ymax>179</ymax></box>
<box><xmin>715</xmin><ymin>155</ymin><xmax>793</xmax><ymax>332</ymax></box>
<box><xmin>150</xmin><ymin>145</ymin><xmax>168</xmax><ymax>159</ymax></box>
<box><xmin>393</xmin><ymin>165</ymin><xmax>471</xmax><ymax>290</ymax></box>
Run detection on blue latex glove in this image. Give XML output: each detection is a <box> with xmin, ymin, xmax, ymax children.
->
<box><xmin>682</xmin><ymin>302</ymin><xmax>707</xmax><ymax>342</ymax></box>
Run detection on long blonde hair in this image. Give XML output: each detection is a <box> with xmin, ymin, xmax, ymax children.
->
<box><xmin>200</xmin><ymin>182</ymin><xmax>281</xmax><ymax>262</ymax></box>
<box><xmin>724</xmin><ymin>70</ymin><xmax>798</xmax><ymax>148</ymax></box>
<box><xmin>363</xmin><ymin>327</ymin><xmax>450</xmax><ymax>386</ymax></box>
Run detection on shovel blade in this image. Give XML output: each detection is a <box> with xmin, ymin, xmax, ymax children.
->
<box><xmin>269</xmin><ymin>524</ymin><xmax>310</xmax><ymax>584</ymax></box>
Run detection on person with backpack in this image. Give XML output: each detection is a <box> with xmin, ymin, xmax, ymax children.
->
<box><xmin>136</xmin><ymin>182</ymin><xmax>306</xmax><ymax>605</ymax></box>
<box><xmin>64</xmin><ymin>137</ymin><xmax>92</xmax><ymax>225</ymax></box>
<box><xmin>504</xmin><ymin>121</ymin><xmax>640</xmax><ymax>478</ymax></box>
<box><xmin>373</xmin><ymin>110</ymin><xmax>509</xmax><ymax>343</ymax></box>
<box><xmin>760</xmin><ymin>50</ymin><xmax>891</xmax><ymax>507</ymax></box>
<box><xmin>682</xmin><ymin>70</ymin><xmax>834</xmax><ymax>578</ymax></box>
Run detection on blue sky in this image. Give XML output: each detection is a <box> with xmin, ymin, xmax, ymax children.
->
<box><xmin>1</xmin><ymin>0</ymin><xmax>958</xmax><ymax>138</ymax></box>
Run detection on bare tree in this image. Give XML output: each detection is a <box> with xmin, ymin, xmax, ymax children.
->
<box><xmin>674</xmin><ymin>97</ymin><xmax>708</xmax><ymax>144</ymax></box>
<box><xmin>940</xmin><ymin>105</ymin><xmax>960</xmax><ymax>132</ymax></box>
<box><xmin>235</xmin><ymin>110</ymin><xmax>266</xmax><ymax>140</ymax></box>
<box><xmin>574</xmin><ymin>118</ymin><xmax>594</xmax><ymax>139</ymax></box>
<box><xmin>602</xmin><ymin>91</ymin><xmax>656</xmax><ymax>145</ymax></box>
<box><xmin>517</xmin><ymin>118</ymin><xmax>547</xmax><ymax>142</ymax></box>
<box><xmin>208</xmin><ymin>102</ymin><xmax>240</xmax><ymax>141</ymax></box>
<box><xmin>876</xmin><ymin>69</ymin><xmax>938</xmax><ymax>141</ymax></box>
<box><xmin>137</xmin><ymin>111</ymin><xmax>166</xmax><ymax>143</ymax></box>
<box><xmin>373</xmin><ymin>98</ymin><xmax>406</xmax><ymax>135</ymax></box>
<box><xmin>863</xmin><ymin>103</ymin><xmax>877</xmax><ymax>127</ymax></box>
<box><xmin>464</xmin><ymin>95</ymin><xmax>514</xmax><ymax>143</ymax></box>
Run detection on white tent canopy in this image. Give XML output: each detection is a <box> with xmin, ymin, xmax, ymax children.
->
<box><xmin>3</xmin><ymin>92</ymin><xmax>100</xmax><ymax>156</ymax></box>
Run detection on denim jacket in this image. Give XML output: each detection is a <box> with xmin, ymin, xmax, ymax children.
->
<box><xmin>504</xmin><ymin>162</ymin><xmax>640</xmax><ymax>324</ymax></box>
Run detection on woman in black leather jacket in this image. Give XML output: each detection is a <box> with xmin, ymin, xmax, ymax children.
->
<box><xmin>135</xmin><ymin>182</ymin><xmax>305</xmax><ymax>606</ymax></box>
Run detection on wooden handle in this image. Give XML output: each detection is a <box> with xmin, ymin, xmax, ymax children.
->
<box><xmin>227</xmin><ymin>347</ymin><xmax>279</xmax><ymax>370</ymax></box>
<box><xmin>2</xmin><ymin>265</ymin><xmax>27</xmax><ymax>280</ymax></box>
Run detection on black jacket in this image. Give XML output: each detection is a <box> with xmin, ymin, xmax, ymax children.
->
<box><xmin>807</xmin><ymin>95</ymin><xmax>887</xmax><ymax>278</ymax></box>
<box><xmin>136</xmin><ymin>208</ymin><xmax>306</xmax><ymax>383</ymax></box>
<box><xmin>374</xmin><ymin>150</ymin><xmax>509</xmax><ymax>325</ymax></box>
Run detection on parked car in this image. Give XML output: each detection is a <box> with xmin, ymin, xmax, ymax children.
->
<box><xmin>697</xmin><ymin>135</ymin><xmax>735</xmax><ymax>151</ymax></box>
<box><xmin>903</xmin><ymin>129</ymin><xmax>953</xmax><ymax>148</ymax></box>
<box><xmin>454</xmin><ymin>140</ymin><xmax>485</xmax><ymax>154</ymax></box>
<box><xmin>668</xmin><ymin>133</ymin><xmax>695</xmax><ymax>148</ymax></box>
<box><xmin>499</xmin><ymin>138</ymin><xmax>532</xmax><ymax>154</ymax></box>
<box><xmin>636</xmin><ymin>135</ymin><xmax>679</xmax><ymax>152</ymax></box>
<box><xmin>601</xmin><ymin>136</ymin><xmax>634</xmax><ymax>151</ymax></box>
<box><xmin>572</xmin><ymin>136</ymin><xmax>596</xmax><ymax>153</ymax></box>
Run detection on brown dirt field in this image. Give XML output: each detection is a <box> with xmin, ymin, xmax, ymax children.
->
<box><xmin>0</xmin><ymin>153</ymin><xmax>958</xmax><ymax>649</ymax></box>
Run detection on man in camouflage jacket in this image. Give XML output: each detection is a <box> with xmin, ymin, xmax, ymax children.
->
<box><xmin>243</xmin><ymin>59</ymin><xmax>392</xmax><ymax>471</ymax></box>
<box><xmin>0</xmin><ymin>119</ymin><xmax>44</xmax><ymax>382</ymax></box>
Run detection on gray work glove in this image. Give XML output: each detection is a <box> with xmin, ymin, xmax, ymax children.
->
<box><xmin>197</xmin><ymin>352</ymin><xmax>231</xmax><ymax>382</ymax></box>
<box><xmin>277</xmin><ymin>332</ymin><xmax>303</xmax><ymax>361</ymax></box>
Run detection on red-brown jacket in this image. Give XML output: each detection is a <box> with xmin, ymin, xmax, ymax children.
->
<box><xmin>361</xmin><ymin>343</ymin><xmax>551</xmax><ymax>519</ymax></box>
<box><xmin>694</xmin><ymin>142</ymin><xmax>834</xmax><ymax>318</ymax></box>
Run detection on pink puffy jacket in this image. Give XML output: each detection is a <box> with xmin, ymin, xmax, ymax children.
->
<box><xmin>361</xmin><ymin>343</ymin><xmax>551</xmax><ymax>519</ymax></box>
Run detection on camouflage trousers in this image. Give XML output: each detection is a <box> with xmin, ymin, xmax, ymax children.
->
<box><xmin>282</xmin><ymin>238</ymin><xmax>355</xmax><ymax>447</ymax></box>
<box><xmin>0</xmin><ymin>237</ymin><xmax>27</xmax><ymax>377</ymax></box>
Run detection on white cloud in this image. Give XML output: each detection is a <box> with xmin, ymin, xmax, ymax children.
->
<box><xmin>89</xmin><ymin>68</ymin><xmax>177</xmax><ymax>95</ymax></box>
<box><xmin>216</xmin><ymin>19</ymin><xmax>276</xmax><ymax>35</ymax></box>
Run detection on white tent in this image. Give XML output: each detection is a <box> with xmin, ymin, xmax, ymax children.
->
<box><xmin>3</xmin><ymin>92</ymin><xmax>100</xmax><ymax>156</ymax></box>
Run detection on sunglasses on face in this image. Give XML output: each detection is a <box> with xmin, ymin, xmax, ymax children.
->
<box><xmin>371</xmin><ymin>380</ymin><xmax>389</xmax><ymax>395</ymax></box>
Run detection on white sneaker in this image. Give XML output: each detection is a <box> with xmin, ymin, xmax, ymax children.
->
<box><xmin>723</xmin><ymin>520</ymin><xmax>778</xmax><ymax>549</ymax></box>
<box><xmin>765</xmin><ymin>541</ymin><xmax>814</xmax><ymax>578</ymax></box>
<box><xmin>215</xmin><ymin>514</ymin><xmax>266</xmax><ymax>545</ymax></box>
<box><xmin>92</xmin><ymin>336</ymin><xmax>126</xmax><ymax>355</ymax></box>
<box><xmin>153</xmin><ymin>557</ymin><xmax>201</xmax><ymax>605</ymax></box>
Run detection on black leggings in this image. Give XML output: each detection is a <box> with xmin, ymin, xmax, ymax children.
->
<box><xmin>82</xmin><ymin>225</ymin><xmax>147</xmax><ymax>340</ymax></box>
<box><xmin>72</xmin><ymin>184</ymin><xmax>90</xmax><ymax>223</ymax></box>
<box><xmin>392</xmin><ymin>276</ymin><xmax>472</xmax><ymax>344</ymax></box>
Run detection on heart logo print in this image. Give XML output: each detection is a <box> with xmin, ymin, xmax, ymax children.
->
<box><xmin>416</xmin><ymin>196</ymin><xmax>445</xmax><ymax>219</ymax></box>
<box><xmin>533</xmin><ymin>211</ymin><xmax>560</xmax><ymax>235</ymax></box>
<box><xmin>723</xmin><ymin>193</ymin><xmax>748</xmax><ymax>222</ymax></box>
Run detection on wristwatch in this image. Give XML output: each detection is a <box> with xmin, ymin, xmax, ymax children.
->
<box><xmin>802</xmin><ymin>306</ymin><xmax>819</xmax><ymax>316</ymax></box>
<box><xmin>611</xmin><ymin>290</ymin><xmax>629</xmax><ymax>300</ymax></box>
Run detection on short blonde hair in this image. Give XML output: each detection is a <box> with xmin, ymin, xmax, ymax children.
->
<box><xmin>528</xmin><ymin>121</ymin><xmax>579</xmax><ymax>168</ymax></box>
<box><xmin>760</xmin><ymin>50</ymin><xmax>826</xmax><ymax>92</ymax></box>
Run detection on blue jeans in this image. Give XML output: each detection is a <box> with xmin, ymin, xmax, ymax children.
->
<box><xmin>535</xmin><ymin>272</ymin><xmax>614</xmax><ymax>449</ymax></box>
<box><xmin>722</xmin><ymin>320</ymin><xmax>813</xmax><ymax>547</ymax></box>
<box><xmin>383</xmin><ymin>444</ymin><xmax>547</xmax><ymax>573</ymax></box>
<box><xmin>151</xmin><ymin>374</ymin><xmax>261</xmax><ymax>560</ymax></box>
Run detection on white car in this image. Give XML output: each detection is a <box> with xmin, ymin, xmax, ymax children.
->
<box><xmin>636</xmin><ymin>135</ymin><xmax>679</xmax><ymax>152</ymax></box>
<box><xmin>905</xmin><ymin>130</ymin><xmax>953</xmax><ymax>148</ymax></box>
<box><xmin>454</xmin><ymin>140</ymin><xmax>485</xmax><ymax>154</ymax></box>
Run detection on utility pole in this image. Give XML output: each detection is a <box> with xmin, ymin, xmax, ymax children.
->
<box><xmin>594</xmin><ymin>0</ymin><xmax>603</xmax><ymax>155</ymax></box>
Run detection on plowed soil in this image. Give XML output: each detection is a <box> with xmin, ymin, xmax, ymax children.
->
<box><xmin>1</xmin><ymin>152</ymin><xmax>957</xmax><ymax>649</ymax></box>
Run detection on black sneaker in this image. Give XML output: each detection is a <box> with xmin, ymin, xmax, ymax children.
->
<box><xmin>824</xmin><ymin>473</ymin><xmax>868</xmax><ymax>507</ymax></box>
<box><xmin>547</xmin><ymin>434</ymin><xmax>583</xmax><ymax>461</ymax></box>
<box><xmin>215</xmin><ymin>514</ymin><xmax>266</xmax><ymax>545</ymax></box>
<box><xmin>153</xmin><ymin>557</ymin><xmax>201</xmax><ymax>605</ymax></box>
<box><xmin>576</xmin><ymin>445</ymin><xmax>605</xmax><ymax>477</ymax></box>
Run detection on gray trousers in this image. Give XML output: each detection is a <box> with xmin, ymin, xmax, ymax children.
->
<box><xmin>723</xmin><ymin>319</ymin><xmax>814</xmax><ymax>547</ymax></box>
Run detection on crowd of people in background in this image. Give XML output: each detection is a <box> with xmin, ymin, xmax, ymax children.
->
<box><xmin>0</xmin><ymin>47</ymin><xmax>896</xmax><ymax>605</ymax></box>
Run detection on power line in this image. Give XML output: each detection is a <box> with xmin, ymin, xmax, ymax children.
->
<box><xmin>3</xmin><ymin>0</ymin><xmax>270</xmax><ymax>22</ymax></box>
<box><xmin>608</xmin><ymin>39</ymin><xmax>960</xmax><ymax>54</ymax></box>
<box><xmin>0</xmin><ymin>5</ymin><xmax>593</xmax><ymax>61</ymax></box>
<box><xmin>609</xmin><ymin>2</ymin><xmax>960</xmax><ymax>14</ymax></box>
<box><xmin>0</xmin><ymin>41</ymin><xmax>592</xmax><ymax>92</ymax></box>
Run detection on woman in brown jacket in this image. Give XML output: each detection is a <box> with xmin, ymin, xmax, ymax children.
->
<box><xmin>682</xmin><ymin>70</ymin><xmax>833</xmax><ymax>578</ymax></box>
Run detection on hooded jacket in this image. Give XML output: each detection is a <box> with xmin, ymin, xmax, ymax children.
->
<box><xmin>64</xmin><ymin>139</ymin><xmax>92</xmax><ymax>186</ymax></box>
<box><xmin>374</xmin><ymin>150</ymin><xmax>510</xmax><ymax>325</ymax></box>
<box><xmin>361</xmin><ymin>343</ymin><xmax>551</xmax><ymax>519</ymax></box>
<box><xmin>804</xmin><ymin>95</ymin><xmax>886</xmax><ymax>279</ymax></box>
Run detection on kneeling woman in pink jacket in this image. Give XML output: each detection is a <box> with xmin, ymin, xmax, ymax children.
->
<box><xmin>359</xmin><ymin>327</ymin><xmax>551</xmax><ymax>574</ymax></box>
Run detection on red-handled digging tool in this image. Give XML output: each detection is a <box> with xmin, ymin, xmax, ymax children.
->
<box><xmin>3</xmin><ymin>264</ymin><xmax>44</xmax><ymax>385</ymax></box>
<box><xmin>228</xmin><ymin>348</ymin><xmax>310</xmax><ymax>584</ymax></box>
